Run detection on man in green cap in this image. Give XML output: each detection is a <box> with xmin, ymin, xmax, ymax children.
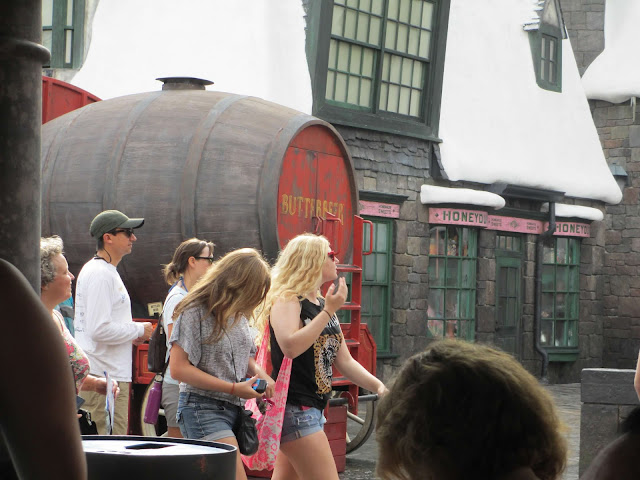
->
<box><xmin>75</xmin><ymin>210</ymin><xmax>153</xmax><ymax>435</ymax></box>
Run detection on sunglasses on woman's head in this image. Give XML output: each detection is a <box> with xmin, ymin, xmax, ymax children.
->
<box><xmin>327</xmin><ymin>250</ymin><xmax>336</xmax><ymax>261</ymax></box>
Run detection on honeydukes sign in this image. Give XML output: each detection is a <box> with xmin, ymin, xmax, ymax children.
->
<box><xmin>429</xmin><ymin>208</ymin><xmax>590</xmax><ymax>238</ymax></box>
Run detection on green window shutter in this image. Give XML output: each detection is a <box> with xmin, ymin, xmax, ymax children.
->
<box><xmin>427</xmin><ymin>226</ymin><xmax>477</xmax><ymax>340</ymax></box>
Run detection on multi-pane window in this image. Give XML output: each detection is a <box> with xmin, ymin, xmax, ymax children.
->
<box><xmin>327</xmin><ymin>0</ymin><xmax>434</xmax><ymax>117</ymax></box>
<box><xmin>528</xmin><ymin>0</ymin><xmax>563</xmax><ymax>92</ymax></box>
<box><xmin>361</xmin><ymin>218</ymin><xmax>392</xmax><ymax>353</ymax></box>
<box><xmin>42</xmin><ymin>0</ymin><xmax>85</xmax><ymax>69</ymax></box>
<box><xmin>540</xmin><ymin>34</ymin><xmax>559</xmax><ymax>86</ymax></box>
<box><xmin>540</xmin><ymin>237</ymin><xmax>580</xmax><ymax>349</ymax></box>
<box><xmin>313</xmin><ymin>0</ymin><xmax>449</xmax><ymax>139</ymax></box>
<box><xmin>427</xmin><ymin>226</ymin><xmax>477</xmax><ymax>340</ymax></box>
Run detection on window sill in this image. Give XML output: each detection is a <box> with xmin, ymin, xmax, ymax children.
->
<box><xmin>376</xmin><ymin>352</ymin><xmax>399</xmax><ymax>359</ymax></box>
<box><xmin>546</xmin><ymin>349</ymin><xmax>579</xmax><ymax>362</ymax></box>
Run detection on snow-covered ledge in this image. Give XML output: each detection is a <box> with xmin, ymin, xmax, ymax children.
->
<box><xmin>420</xmin><ymin>185</ymin><xmax>505</xmax><ymax>209</ymax></box>
<box><xmin>541</xmin><ymin>203</ymin><xmax>604</xmax><ymax>222</ymax></box>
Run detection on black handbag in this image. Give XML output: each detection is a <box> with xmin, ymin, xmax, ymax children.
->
<box><xmin>78</xmin><ymin>408</ymin><xmax>98</xmax><ymax>435</ymax></box>
<box><xmin>147</xmin><ymin>319</ymin><xmax>167</xmax><ymax>373</ymax></box>
<box><xmin>234</xmin><ymin>408</ymin><xmax>259</xmax><ymax>456</ymax></box>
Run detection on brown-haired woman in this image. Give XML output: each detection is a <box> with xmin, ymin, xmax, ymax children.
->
<box><xmin>376</xmin><ymin>339</ymin><xmax>567</xmax><ymax>480</ymax></box>
<box><xmin>160</xmin><ymin>238</ymin><xmax>215</xmax><ymax>438</ymax></box>
<box><xmin>169</xmin><ymin>248</ymin><xmax>275</xmax><ymax>480</ymax></box>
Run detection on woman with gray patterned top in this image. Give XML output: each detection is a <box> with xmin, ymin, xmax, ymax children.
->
<box><xmin>169</xmin><ymin>248</ymin><xmax>275</xmax><ymax>480</ymax></box>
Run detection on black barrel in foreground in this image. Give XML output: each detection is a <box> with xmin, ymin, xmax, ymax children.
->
<box><xmin>82</xmin><ymin>436</ymin><xmax>236</xmax><ymax>479</ymax></box>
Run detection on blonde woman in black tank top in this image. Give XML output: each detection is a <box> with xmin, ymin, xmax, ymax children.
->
<box><xmin>259</xmin><ymin>234</ymin><xmax>388</xmax><ymax>480</ymax></box>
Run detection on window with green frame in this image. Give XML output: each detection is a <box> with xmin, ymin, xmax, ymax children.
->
<box><xmin>541</xmin><ymin>237</ymin><xmax>580</xmax><ymax>358</ymax></box>
<box><xmin>528</xmin><ymin>0</ymin><xmax>563</xmax><ymax>92</ymax></box>
<box><xmin>42</xmin><ymin>0</ymin><xmax>85</xmax><ymax>69</ymax></box>
<box><xmin>336</xmin><ymin>217</ymin><xmax>392</xmax><ymax>354</ymax></box>
<box><xmin>310</xmin><ymin>0</ymin><xmax>451</xmax><ymax>140</ymax></box>
<box><xmin>427</xmin><ymin>226</ymin><xmax>477</xmax><ymax>340</ymax></box>
<box><xmin>361</xmin><ymin>217</ymin><xmax>392</xmax><ymax>353</ymax></box>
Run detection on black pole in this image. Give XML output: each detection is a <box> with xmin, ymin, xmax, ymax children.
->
<box><xmin>534</xmin><ymin>202</ymin><xmax>556</xmax><ymax>382</ymax></box>
<box><xmin>0</xmin><ymin>0</ymin><xmax>50</xmax><ymax>291</ymax></box>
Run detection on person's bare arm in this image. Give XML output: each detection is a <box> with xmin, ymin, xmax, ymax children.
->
<box><xmin>270</xmin><ymin>278</ymin><xmax>348</xmax><ymax>359</ymax></box>
<box><xmin>169</xmin><ymin>343</ymin><xmax>262</xmax><ymax>400</ymax></box>
<box><xmin>333</xmin><ymin>336</ymin><xmax>388</xmax><ymax>397</ymax></box>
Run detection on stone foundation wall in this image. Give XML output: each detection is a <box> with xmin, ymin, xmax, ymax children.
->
<box><xmin>580</xmin><ymin>368</ymin><xmax>639</xmax><ymax>475</ymax></box>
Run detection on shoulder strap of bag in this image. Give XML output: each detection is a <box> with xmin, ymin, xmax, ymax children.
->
<box><xmin>154</xmin><ymin>290</ymin><xmax>184</xmax><ymax>377</ymax></box>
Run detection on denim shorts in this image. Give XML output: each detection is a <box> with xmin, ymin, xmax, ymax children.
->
<box><xmin>176</xmin><ymin>392</ymin><xmax>239</xmax><ymax>441</ymax></box>
<box><xmin>280</xmin><ymin>404</ymin><xmax>326</xmax><ymax>444</ymax></box>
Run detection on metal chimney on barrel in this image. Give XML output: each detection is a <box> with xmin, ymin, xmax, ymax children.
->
<box><xmin>156</xmin><ymin>77</ymin><xmax>214</xmax><ymax>90</ymax></box>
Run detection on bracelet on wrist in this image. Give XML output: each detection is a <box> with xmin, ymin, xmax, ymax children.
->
<box><xmin>230</xmin><ymin>383</ymin><xmax>235</xmax><ymax>395</ymax></box>
<box><xmin>322</xmin><ymin>309</ymin><xmax>334</xmax><ymax>319</ymax></box>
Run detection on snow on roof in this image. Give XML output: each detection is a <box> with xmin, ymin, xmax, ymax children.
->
<box><xmin>420</xmin><ymin>185</ymin><xmax>506</xmax><ymax>209</ymax></box>
<box><xmin>582</xmin><ymin>0</ymin><xmax>640</xmax><ymax>104</ymax></box>
<box><xmin>70</xmin><ymin>0</ymin><xmax>312</xmax><ymax>113</ymax></box>
<box><xmin>540</xmin><ymin>203</ymin><xmax>605</xmax><ymax>221</ymax></box>
<box><xmin>438</xmin><ymin>0</ymin><xmax>622</xmax><ymax>205</ymax></box>
<box><xmin>523</xmin><ymin>0</ymin><xmax>549</xmax><ymax>32</ymax></box>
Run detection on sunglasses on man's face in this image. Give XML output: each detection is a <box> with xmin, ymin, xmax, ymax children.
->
<box><xmin>109</xmin><ymin>228</ymin><xmax>135</xmax><ymax>238</ymax></box>
<box><xmin>328</xmin><ymin>250</ymin><xmax>337</xmax><ymax>261</ymax></box>
<box><xmin>194</xmin><ymin>256</ymin><xmax>215</xmax><ymax>264</ymax></box>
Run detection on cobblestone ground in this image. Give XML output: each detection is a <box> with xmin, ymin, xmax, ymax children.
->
<box><xmin>336</xmin><ymin>383</ymin><xmax>581</xmax><ymax>480</ymax></box>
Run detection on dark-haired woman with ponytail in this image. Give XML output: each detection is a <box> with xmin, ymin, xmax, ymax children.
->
<box><xmin>161</xmin><ymin>238</ymin><xmax>214</xmax><ymax>437</ymax></box>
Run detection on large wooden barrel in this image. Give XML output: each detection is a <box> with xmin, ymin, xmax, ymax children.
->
<box><xmin>41</xmin><ymin>78</ymin><xmax>357</xmax><ymax>313</ymax></box>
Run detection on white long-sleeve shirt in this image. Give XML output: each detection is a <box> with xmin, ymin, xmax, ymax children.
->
<box><xmin>74</xmin><ymin>258</ymin><xmax>144</xmax><ymax>382</ymax></box>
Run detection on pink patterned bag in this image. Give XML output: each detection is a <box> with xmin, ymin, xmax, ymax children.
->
<box><xmin>241</xmin><ymin>322</ymin><xmax>292</xmax><ymax>471</ymax></box>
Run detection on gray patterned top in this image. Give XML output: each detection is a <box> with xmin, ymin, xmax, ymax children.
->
<box><xmin>169</xmin><ymin>304</ymin><xmax>256</xmax><ymax>406</ymax></box>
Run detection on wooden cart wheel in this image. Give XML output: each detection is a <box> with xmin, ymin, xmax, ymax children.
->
<box><xmin>332</xmin><ymin>390</ymin><xmax>377</xmax><ymax>454</ymax></box>
<box><xmin>140</xmin><ymin>382</ymin><xmax>168</xmax><ymax>437</ymax></box>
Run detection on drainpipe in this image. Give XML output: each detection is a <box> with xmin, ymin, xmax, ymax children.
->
<box><xmin>535</xmin><ymin>202</ymin><xmax>556</xmax><ymax>382</ymax></box>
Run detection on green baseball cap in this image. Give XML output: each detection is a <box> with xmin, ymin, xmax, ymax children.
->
<box><xmin>90</xmin><ymin>210</ymin><xmax>145</xmax><ymax>238</ymax></box>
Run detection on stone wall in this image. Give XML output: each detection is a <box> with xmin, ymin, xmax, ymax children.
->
<box><xmin>593</xmin><ymin>101</ymin><xmax>640</xmax><ymax>368</ymax></box>
<box><xmin>562</xmin><ymin>0</ymin><xmax>640</xmax><ymax>369</ymax></box>
<box><xmin>560</xmin><ymin>0</ymin><xmax>605</xmax><ymax>76</ymax></box>
<box><xmin>580</xmin><ymin>368</ymin><xmax>639</xmax><ymax>475</ymax></box>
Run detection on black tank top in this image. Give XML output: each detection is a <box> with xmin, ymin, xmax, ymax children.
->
<box><xmin>270</xmin><ymin>298</ymin><xmax>344</xmax><ymax>410</ymax></box>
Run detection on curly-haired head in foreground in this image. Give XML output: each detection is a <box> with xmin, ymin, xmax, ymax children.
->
<box><xmin>376</xmin><ymin>339</ymin><xmax>567</xmax><ymax>480</ymax></box>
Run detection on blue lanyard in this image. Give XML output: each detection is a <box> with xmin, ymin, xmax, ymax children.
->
<box><xmin>168</xmin><ymin>277</ymin><xmax>188</xmax><ymax>294</ymax></box>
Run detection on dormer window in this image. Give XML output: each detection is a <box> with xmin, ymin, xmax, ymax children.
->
<box><xmin>525</xmin><ymin>0</ymin><xmax>565</xmax><ymax>92</ymax></box>
<box><xmin>42</xmin><ymin>0</ymin><xmax>85</xmax><ymax>69</ymax></box>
